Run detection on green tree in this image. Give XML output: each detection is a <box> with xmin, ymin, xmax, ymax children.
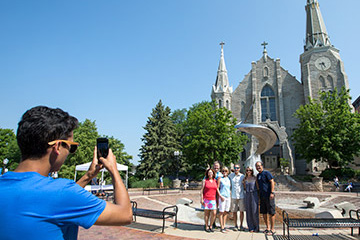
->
<box><xmin>59</xmin><ymin>119</ymin><xmax>133</xmax><ymax>180</ymax></box>
<box><xmin>108</xmin><ymin>136</ymin><xmax>133</xmax><ymax>167</ymax></box>
<box><xmin>292</xmin><ymin>87</ymin><xmax>360</xmax><ymax>168</ymax></box>
<box><xmin>59</xmin><ymin>119</ymin><xmax>99</xmax><ymax>179</ymax></box>
<box><xmin>170</xmin><ymin>108</ymin><xmax>190</xmax><ymax>175</ymax></box>
<box><xmin>0</xmin><ymin>128</ymin><xmax>21</xmax><ymax>171</ymax></box>
<box><xmin>183</xmin><ymin>101</ymin><xmax>248</xmax><ymax>174</ymax></box>
<box><xmin>137</xmin><ymin>100</ymin><xmax>179</xmax><ymax>179</ymax></box>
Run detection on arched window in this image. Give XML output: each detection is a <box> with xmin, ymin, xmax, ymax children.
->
<box><xmin>226</xmin><ymin>100</ymin><xmax>229</xmax><ymax>109</ymax></box>
<box><xmin>264</xmin><ymin>67</ymin><xmax>269</xmax><ymax>78</ymax></box>
<box><xmin>327</xmin><ymin>75</ymin><xmax>334</xmax><ymax>89</ymax></box>
<box><xmin>261</xmin><ymin>85</ymin><xmax>277</xmax><ymax>122</ymax></box>
<box><xmin>240</xmin><ymin>101</ymin><xmax>245</xmax><ymax>121</ymax></box>
<box><xmin>219</xmin><ymin>99</ymin><xmax>222</xmax><ymax>108</ymax></box>
<box><xmin>319</xmin><ymin>76</ymin><xmax>326</xmax><ymax>89</ymax></box>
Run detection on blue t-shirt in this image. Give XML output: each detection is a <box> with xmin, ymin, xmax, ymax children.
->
<box><xmin>219</xmin><ymin>177</ymin><xmax>231</xmax><ymax>198</ymax></box>
<box><xmin>0</xmin><ymin>171</ymin><xmax>106</xmax><ymax>240</ymax></box>
<box><xmin>256</xmin><ymin>170</ymin><xmax>273</xmax><ymax>198</ymax></box>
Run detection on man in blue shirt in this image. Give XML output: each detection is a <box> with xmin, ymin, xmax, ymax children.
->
<box><xmin>255</xmin><ymin>161</ymin><xmax>276</xmax><ymax>236</ymax></box>
<box><xmin>0</xmin><ymin>106</ymin><xmax>132</xmax><ymax>240</ymax></box>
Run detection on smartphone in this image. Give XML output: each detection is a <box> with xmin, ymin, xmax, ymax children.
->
<box><xmin>97</xmin><ymin>138</ymin><xmax>109</xmax><ymax>160</ymax></box>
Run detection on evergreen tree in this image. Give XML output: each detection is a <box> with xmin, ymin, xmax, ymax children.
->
<box><xmin>292</xmin><ymin>87</ymin><xmax>360</xmax><ymax>168</ymax></box>
<box><xmin>137</xmin><ymin>100</ymin><xmax>179</xmax><ymax>179</ymax></box>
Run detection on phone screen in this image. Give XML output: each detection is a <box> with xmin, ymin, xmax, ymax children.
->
<box><xmin>97</xmin><ymin>138</ymin><xmax>109</xmax><ymax>159</ymax></box>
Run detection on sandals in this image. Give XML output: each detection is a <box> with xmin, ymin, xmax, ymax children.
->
<box><xmin>266</xmin><ymin>230</ymin><xmax>276</xmax><ymax>236</ymax></box>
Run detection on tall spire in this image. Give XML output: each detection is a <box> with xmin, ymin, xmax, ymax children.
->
<box><xmin>211</xmin><ymin>42</ymin><xmax>233</xmax><ymax>109</ymax></box>
<box><xmin>214</xmin><ymin>42</ymin><xmax>229</xmax><ymax>90</ymax></box>
<box><xmin>304</xmin><ymin>0</ymin><xmax>331</xmax><ymax>51</ymax></box>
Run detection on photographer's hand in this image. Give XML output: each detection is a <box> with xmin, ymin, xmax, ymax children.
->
<box><xmin>76</xmin><ymin>147</ymin><xmax>104</xmax><ymax>188</ymax></box>
<box><xmin>95</xmin><ymin>148</ymin><xmax>132</xmax><ymax>226</ymax></box>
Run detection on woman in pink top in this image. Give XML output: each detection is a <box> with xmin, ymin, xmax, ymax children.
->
<box><xmin>200</xmin><ymin>168</ymin><xmax>221</xmax><ymax>232</ymax></box>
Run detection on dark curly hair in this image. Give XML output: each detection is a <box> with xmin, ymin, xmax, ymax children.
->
<box><xmin>17</xmin><ymin>106</ymin><xmax>78</xmax><ymax>160</ymax></box>
<box><xmin>205</xmin><ymin>168</ymin><xmax>216</xmax><ymax>180</ymax></box>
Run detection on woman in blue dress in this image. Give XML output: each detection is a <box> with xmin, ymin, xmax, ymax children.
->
<box><xmin>243</xmin><ymin>166</ymin><xmax>259</xmax><ymax>232</ymax></box>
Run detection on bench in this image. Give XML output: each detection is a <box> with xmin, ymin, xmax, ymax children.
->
<box><xmin>142</xmin><ymin>187</ymin><xmax>183</xmax><ymax>195</ymax></box>
<box><xmin>130</xmin><ymin>201</ymin><xmax>178</xmax><ymax>233</ymax></box>
<box><xmin>282</xmin><ymin>210</ymin><xmax>360</xmax><ymax>240</ymax></box>
<box><xmin>142</xmin><ymin>188</ymin><xmax>168</xmax><ymax>195</ymax></box>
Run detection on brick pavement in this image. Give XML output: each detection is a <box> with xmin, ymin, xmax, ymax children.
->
<box><xmin>78</xmin><ymin>225</ymin><xmax>199</xmax><ymax>240</ymax></box>
<box><xmin>78</xmin><ymin>189</ymin><xmax>360</xmax><ymax>240</ymax></box>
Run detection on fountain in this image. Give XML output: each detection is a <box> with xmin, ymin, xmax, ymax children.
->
<box><xmin>235</xmin><ymin>122</ymin><xmax>277</xmax><ymax>174</ymax></box>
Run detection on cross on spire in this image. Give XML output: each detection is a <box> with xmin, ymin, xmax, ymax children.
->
<box><xmin>261</xmin><ymin>41</ymin><xmax>268</xmax><ymax>50</ymax></box>
<box><xmin>220</xmin><ymin>42</ymin><xmax>225</xmax><ymax>50</ymax></box>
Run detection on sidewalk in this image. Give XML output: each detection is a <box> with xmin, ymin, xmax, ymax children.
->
<box><xmin>79</xmin><ymin>216</ymin><xmax>360</xmax><ymax>240</ymax></box>
<box><xmin>78</xmin><ymin>189</ymin><xmax>360</xmax><ymax>240</ymax></box>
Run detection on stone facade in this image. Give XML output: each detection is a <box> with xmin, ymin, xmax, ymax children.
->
<box><xmin>211</xmin><ymin>0</ymin><xmax>350</xmax><ymax>175</ymax></box>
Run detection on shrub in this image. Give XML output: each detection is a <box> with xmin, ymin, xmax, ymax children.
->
<box><xmin>130</xmin><ymin>178</ymin><xmax>158</xmax><ymax>188</ymax></box>
<box><xmin>320</xmin><ymin>168</ymin><xmax>355</xmax><ymax>181</ymax></box>
<box><xmin>129</xmin><ymin>177</ymin><xmax>172</xmax><ymax>188</ymax></box>
<box><xmin>292</xmin><ymin>175</ymin><xmax>313</xmax><ymax>182</ymax></box>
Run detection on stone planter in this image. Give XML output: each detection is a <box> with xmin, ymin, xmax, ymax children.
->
<box><xmin>172</xmin><ymin>179</ymin><xmax>181</xmax><ymax>188</ymax></box>
<box><xmin>312</xmin><ymin>176</ymin><xmax>323</xmax><ymax>192</ymax></box>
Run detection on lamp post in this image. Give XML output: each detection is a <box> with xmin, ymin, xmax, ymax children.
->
<box><xmin>173</xmin><ymin>151</ymin><xmax>182</xmax><ymax>188</ymax></box>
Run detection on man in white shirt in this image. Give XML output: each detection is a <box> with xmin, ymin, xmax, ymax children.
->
<box><xmin>228</xmin><ymin>164</ymin><xmax>245</xmax><ymax>231</ymax></box>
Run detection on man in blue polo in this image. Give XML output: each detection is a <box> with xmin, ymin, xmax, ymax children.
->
<box><xmin>255</xmin><ymin>161</ymin><xmax>276</xmax><ymax>235</ymax></box>
<box><xmin>0</xmin><ymin>106</ymin><xmax>133</xmax><ymax>240</ymax></box>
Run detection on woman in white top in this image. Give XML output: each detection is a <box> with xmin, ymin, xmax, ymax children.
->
<box><xmin>217</xmin><ymin>167</ymin><xmax>231</xmax><ymax>233</ymax></box>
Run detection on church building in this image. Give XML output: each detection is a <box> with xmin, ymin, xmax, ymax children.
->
<box><xmin>211</xmin><ymin>0</ymin><xmax>350</xmax><ymax>175</ymax></box>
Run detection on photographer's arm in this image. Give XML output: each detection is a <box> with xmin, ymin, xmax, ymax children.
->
<box><xmin>95</xmin><ymin>149</ymin><xmax>132</xmax><ymax>226</ymax></box>
<box><xmin>76</xmin><ymin>148</ymin><xmax>103</xmax><ymax>188</ymax></box>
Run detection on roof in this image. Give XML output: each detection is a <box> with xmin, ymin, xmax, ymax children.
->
<box><xmin>75</xmin><ymin>162</ymin><xmax>128</xmax><ymax>172</ymax></box>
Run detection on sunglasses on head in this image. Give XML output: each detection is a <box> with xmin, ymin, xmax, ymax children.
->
<box><xmin>48</xmin><ymin>140</ymin><xmax>79</xmax><ymax>154</ymax></box>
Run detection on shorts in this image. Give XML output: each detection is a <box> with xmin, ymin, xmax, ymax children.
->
<box><xmin>230</xmin><ymin>198</ymin><xmax>245</xmax><ymax>212</ymax></box>
<box><xmin>202</xmin><ymin>199</ymin><xmax>217</xmax><ymax>210</ymax></box>
<box><xmin>260</xmin><ymin>196</ymin><xmax>276</xmax><ymax>215</ymax></box>
<box><xmin>218</xmin><ymin>197</ymin><xmax>231</xmax><ymax>212</ymax></box>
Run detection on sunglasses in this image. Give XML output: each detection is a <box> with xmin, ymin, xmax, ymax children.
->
<box><xmin>234</xmin><ymin>167</ymin><xmax>240</xmax><ymax>169</ymax></box>
<box><xmin>221</xmin><ymin>170</ymin><xmax>228</xmax><ymax>173</ymax></box>
<box><xmin>246</xmin><ymin>170</ymin><xmax>252</xmax><ymax>172</ymax></box>
<box><xmin>48</xmin><ymin>140</ymin><xmax>79</xmax><ymax>154</ymax></box>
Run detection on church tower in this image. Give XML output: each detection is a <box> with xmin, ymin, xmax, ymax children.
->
<box><xmin>211</xmin><ymin>42</ymin><xmax>233</xmax><ymax>109</ymax></box>
<box><xmin>300</xmin><ymin>0</ymin><xmax>349</xmax><ymax>103</ymax></box>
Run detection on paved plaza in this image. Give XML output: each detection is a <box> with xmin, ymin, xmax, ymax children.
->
<box><xmin>78</xmin><ymin>189</ymin><xmax>360</xmax><ymax>240</ymax></box>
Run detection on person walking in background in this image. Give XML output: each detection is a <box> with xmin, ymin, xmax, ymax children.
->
<box><xmin>255</xmin><ymin>161</ymin><xmax>276</xmax><ymax>236</ymax></box>
<box><xmin>200</xmin><ymin>168</ymin><xmax>221</xmax><ymax>232</ymax></box>
<box><xmin>243</xmin><ymin>166</ymin><xmax>259</xmax><ymax>232</ymax></box>
<box><xmin>159</xmin><ymin>174</ymin><xmax>164</xmax><ymax>188</ymax></box>
<box><xmin>333</xmin><ymin>176</ymin><xmax>340</xmax><ymax>190</ymax></box>
<box><xmin>345</xmin><ymin>180</ymin><xmax>353</xmax><ymax>192</ymax></box>
<box><xmin>228</xmin><ymin>164</ymin><xmax>246</xmax><ymax>231</ymax></box>
<box><xmin>217</xmin><ymin>167</ymin><xmax>231</xmax><ymax>233</ymax></box>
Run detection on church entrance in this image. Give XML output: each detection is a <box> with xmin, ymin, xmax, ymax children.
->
<box><xmin>263</xmin><ymin>155</ymin><xmax>278</xmax><ymax>169</ymax></box>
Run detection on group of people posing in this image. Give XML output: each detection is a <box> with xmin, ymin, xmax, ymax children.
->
<box><xmin>200</xmin><ymin>161</ymin><xmax>276</xmax><ymax>236</ymax></box>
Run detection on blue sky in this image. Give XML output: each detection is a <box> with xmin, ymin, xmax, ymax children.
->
<box><xmin>1</xmin><ymin>0</ymin><xmax>359</xmax><ymax>165</ymax></box>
